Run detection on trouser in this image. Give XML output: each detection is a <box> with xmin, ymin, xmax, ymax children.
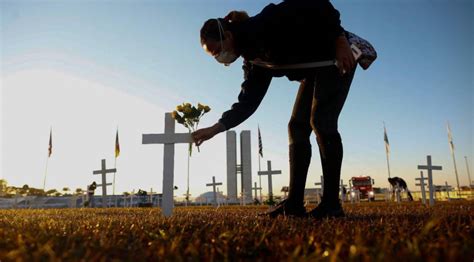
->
<box><xmin>287</xmin><ymin>66</ymin><xmax>356</xmax><ymax>207</ymax></box>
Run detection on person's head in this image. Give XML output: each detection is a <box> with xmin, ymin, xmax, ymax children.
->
<box><xmin>200</xmin><ymin>11</ymin><xmax>249</xmax><ymax>66</ymax></box>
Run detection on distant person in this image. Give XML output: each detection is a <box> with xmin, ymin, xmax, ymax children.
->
<box><xmin>85</xmin><ymin>181</ymin><xmax>97</xmax><ymax>207</ymax></box>
<box><xmin>193</xmin><ymin>0</ymin><xmax>361</xmax><ymax>219</ymax></box>
<box><xmin>342</xmin><ymin>186</ymin><xmax>347</xmax><ymax>202</ymax></box>
<box><xmin>388</xmin><ymin>177</ymin><xmax>414</xmax><ymax>201</ymax></box>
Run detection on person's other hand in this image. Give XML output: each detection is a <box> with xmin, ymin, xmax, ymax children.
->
<box><xmin>335</xmin><ymin>35</ymin><xmax>356</xmax><ymax>75</ymax></box>
<box><xmin>192</xmin><ymin>123</ymin><xmax>226</xmax><ymax>146</ymax></box>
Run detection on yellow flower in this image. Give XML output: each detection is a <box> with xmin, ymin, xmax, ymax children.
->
<box><xmin>184</xmin><ymin>106</ymin><xmax>192</xmax><ymax>114</ymax></box>
<box><xmin>171</xmin><ymin>110</ymin><xmax>179</xmax><ymax>119</ymax></box>
<box><xmin>204</xmin><ymin>106</ymin><xmax>211</xmax><ymax>113</ymax></box>
<box><xmin>176</xmin><ymin>105</ymin><xmax>184</xmax><ymax>112</ymax></box>
<box><xmin>197</xmin><ymin>103</ymin><xmax>205</xmax><ymax>111</ymax></box>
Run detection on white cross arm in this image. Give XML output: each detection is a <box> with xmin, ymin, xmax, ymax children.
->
<box><xmin>258</xmin><ymin>170</ymin><xmax>282</xmax><ymax>176</ymax></box>
<box><xmin>93</xmin><ymin>168</ymin><xmax>117</xmax><ymax>174</ymax></box>
<box><xmin>206</xmin><ymin>183</ymin><xmax>223</xmax><ymax>186</ymax></box>
<box><xmin>417</xmin><ymin>165</ymin><xmax>442</xmax><ymax>170</ymax></box>
<box><xmin>142</xmin><ymin>133</ymin><xmax>193</xmax><ymax>144</ymax></box>
<box><xmin>415</xmin><ymin>177</ymin><xmax>428</xmax><ymax>181</ymax></box>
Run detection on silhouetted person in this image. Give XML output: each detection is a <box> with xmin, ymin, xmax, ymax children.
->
<box><xmin>193</xmin><ymin>0</ymin><xmax>357</xmax><ymax>219</ymax></box>
<box><xmin>388</xmin><ymin>177</ymin><xmax>414</xmax><ymax>201</ymax></box>
<box><xmin>85</xmin><ymin>181</ymin><xmax>97</xmax><ymax>207</ymax></box>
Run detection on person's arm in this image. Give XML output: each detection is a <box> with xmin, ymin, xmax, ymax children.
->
<box><xmin>193</xmin><ymin>61</ymin><xmax>272</xmax><ymax>146</ymax></box>
<box><xmin>218</xmin><ymin>61</ymin><xmax>272</xmax><ymax>130</ymax></box>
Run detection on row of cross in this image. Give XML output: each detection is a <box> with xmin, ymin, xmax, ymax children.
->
<box><xmin>94</xmin><ymin>112</ymin><xmax>447</xmax><ymax>216</ymax></box>
<box><xmin>92</xmin><ymin>112</ymin><xmax>284</xmax><ymax>216</ymax></box>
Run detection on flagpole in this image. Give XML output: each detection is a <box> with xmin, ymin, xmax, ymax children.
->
<box><xmin>258</xmin><ymin>152</ymin><xmax>262</xmax><ymax>202</ymax></box>
<box><xmin>186</xmin><ymin>152</ymin><xmax>190</xmax><ymax>207</ymax></box>
<box><xmin>447</xmin><ymin>122</ymin><xmax>461</xmax><ymax>194</ymax></box>
<box><xmin>113</xmin><ymin>157</ymin><xmax>117</xmax><ymax>195</ymax></box>
<box><xmin>113</xmin><ymin>126</ymin><xmax>119</xmax><ymax>206</ymax></box>
<box><xmin>384</xmin><ymin>122</ymin><xmax>391</xmax><ymax>179</ymax></box>
<box><xmin>465</xmin><ymin>156</ymin><xmax>472</xmax><ymax>188</ymax></box>
<box><xmin>450</xmin><ymin>149</ymin><xmax>460</xmax><ymax>194</ymax></box>
<box><xmin>43</xmin><ymin>126</ymin><xmax>52</xmax><ymax>191</ymax></box>
<box><xmin>43</xmin><ymin>155</ymin><xmax>49</xmax><ymax>191</ymax></box>
<box><xmin>258</xmin><ymin>125</ymin><xmax>263</xmax><ymax>203</ymax></box>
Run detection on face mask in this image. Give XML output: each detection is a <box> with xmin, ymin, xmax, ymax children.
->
<box><xmin>214</xmin><ymin>19</ymin><xmax>238</xmax><ymax>66</ymax></box>
<box><xmin>215</xmin><ymin>51</ymin><xmax>239</xmax><ymax>66</ymax></box>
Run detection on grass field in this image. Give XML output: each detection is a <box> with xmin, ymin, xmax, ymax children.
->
<box><xmin>0</xmin><ymin>201</ymin><xmax>472</xmax><ymax>261</ymax></box>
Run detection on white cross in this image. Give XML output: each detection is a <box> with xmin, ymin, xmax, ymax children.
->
<box><xmin>415</xmin><ymin>171</ymin><xmax>428</xmax><ymax>205</ymax></box>
<box><xmin>315</xmin><ymin>175</ymin><xmax>324</xmax><ymax>193</ymax></box>
<box><xmin>240</xmin><ymin>190</ymin><xmax>247</xmax><ymax>206</ymax></box>
<box><xmin>445</xmin><ymin>181</ymin><xmax>451</xmax><ymax>201</ymax></box>
<box><xmin>92</xmin><ymin>159</ymin><xmax>116</xmax><ymax>208</ymax></box>
<box><xmin>206</xmin><ymin>176</ymin><xmax>222</xmax><ymax>207</ymax></box>
<box><xmin>142</xmin><ymin>112</ymin><xmax>193</xmax><ymax>216</ymax></box>
<box><xmin>258</xmin><ymin>160</ymin><xmax>281</xmax><ymax>202</ymax></box>
<box><xmin>252</xmin><ymin>182</ymin><xmax>262</xmax><ymax>201</ymax></box>
<box><xmin>417</xmin><ymin>155</ymin><xmax>442</xmax><ymax>207</ymax></box>
<box><xmin>183</xmin><ymin>192</ymin><xmax>192</xmax><ymax>207</ymax></box>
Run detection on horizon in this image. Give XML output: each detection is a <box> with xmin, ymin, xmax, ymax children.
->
<box><xmin>1</xmin><ymin>0</ymin><xmax>473</xmax><ymax>197</ymax></box>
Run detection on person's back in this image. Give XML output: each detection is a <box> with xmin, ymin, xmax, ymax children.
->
<box><xmin>234</xmin><ymin>0</ymin><xmax>342</xmax><ymax>66</ymax></box>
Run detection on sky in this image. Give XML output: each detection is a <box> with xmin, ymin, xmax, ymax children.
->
<box><xmin>1</xmin><ymin>0</ymin><xmax>473</xmax><ymax>198</ymax></box>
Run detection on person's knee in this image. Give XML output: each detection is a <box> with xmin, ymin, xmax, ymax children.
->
<box><xmin>311</xmin><ymin>119</ymin><xmax>337</xmax><ymax>138</ymax></box>
<box><xmin>311</xmin><ymin>120</ymin><xmax>341</xmax><ymax>148</ymax></box>
<box><xmin>288</xmin><ymin>118</ymin><xmax>311</xmax><ymax>144</ymax></box>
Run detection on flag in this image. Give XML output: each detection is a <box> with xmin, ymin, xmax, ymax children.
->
<box><xmin>258</xmin><ymin>126</ymin><xmax>263</xmax><ymax>158</ymax></box>
<box><xmin>115</xmin><ymin>129</ymin><xmax>120</xmax><ymax>158</ymax></box>
<box><xmin>48</xmin><ymin>128</ymin><xmax>52</xmax><ymax>157</ymax></box>
<box><xmin>447</xmin><ymin>122</ymin><xmax>455</xmax><ymax>154</ymax></box>
<box><xmin>383</xmin><ymin>124</ymin><xmax>390</xmax><ymax>156</ymax></box>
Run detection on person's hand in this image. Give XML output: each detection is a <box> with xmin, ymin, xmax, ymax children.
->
<box><xmin>335</xmin><ymin>35</ymin><xmax>356</xmax><ymax>75</ymax></box>
<box><xmin>192</xmin><ymin>123</ymin><xmax>226</xmax><ymax>146</ymax></box>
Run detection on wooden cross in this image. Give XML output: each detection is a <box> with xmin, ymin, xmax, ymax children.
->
<box><xmin>92</xmin><ymin>159</ymin><xmax>116</xmax><ymax>208</ymax></box>
<box><xmin>252</xmin><ymin>182</ymin><xmax>262</xmax><ymax>201</ymax></box>
<box><xmin>415</xmin><ymin>171</ymin><xmax>428</xmax><ymax>205</ymax></box>
<box><xmin>258</xmin><ymin>160</ymin><xmax>281</xmax><ymax>202</ymax></box>
<box><xmin>142</xmin><ymin>112</ymin><xmax>193</xmax><ymax>216</ymax></box>
<box><xmin>417</xmin><ymin>155</ymin><xmax>442</xmax><ymax>207</ymax></box>
<box><xmin>206</xmin><ymin>176</ymin><xmax>222</xmax><ymax>207</ymax></box>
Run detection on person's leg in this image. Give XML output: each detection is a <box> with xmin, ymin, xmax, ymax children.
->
<box><xmin>265</xmin><ymin>77</ymin><xmax>314</xmax><ymax>217</ymax></box>
<box><xmin>310</xmin><ymin>66</ymin><xmax>355</xmax><ymax>213</ymax></box>
<box><xmin>287</xmin><ymin>77</ymin><xmax>315</xmax><ymax>206</ymax></box>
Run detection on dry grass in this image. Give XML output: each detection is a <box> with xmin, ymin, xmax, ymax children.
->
<box><xmin>0</xmin><ymin>201</ymin><xmax>472</xmax><ymax>261</ymax></box>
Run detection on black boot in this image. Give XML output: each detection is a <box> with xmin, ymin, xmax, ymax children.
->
<box><xmin>287</xmin><ymin>143</ymin><xmax>312</xmax><ymax>204</ymax></box>
<box><xmin>307</xmin><ymin>132</ymin><xmax>345</xmax><ymax>218</ymax></box>
<box><xmin>307</xmin><ymin>201</ymin><xmax>345</xmax><ymax>219</ymax></box>
<box><xmin>262</xmin><ymin>199</ymin><xmax>307</xmax><ymax>218</ymax></box>
<box><xmin>263</xmin><ymin>142</ymin><xmax>312</xmax><ymax>218</ymax></box>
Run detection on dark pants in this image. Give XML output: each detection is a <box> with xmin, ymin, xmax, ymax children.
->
<box><xmin>287</xmin><ymin>66</ymin><xmax>356</xmax><ymax>207</ymax></box>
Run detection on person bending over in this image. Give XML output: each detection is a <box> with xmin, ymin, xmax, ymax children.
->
<box><xmin>193</xmin><ymin>0</ymin><xmax>356</xmax><ymax>219</ymax></box>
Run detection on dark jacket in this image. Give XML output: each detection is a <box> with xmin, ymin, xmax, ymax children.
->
<box><xmin>218</xmin><ymin>0</ymin><xmax>344</xmax><ymax>130</ymax></box>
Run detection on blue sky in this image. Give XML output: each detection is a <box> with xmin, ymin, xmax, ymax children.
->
<box><xmin>1</xmin><ymin>0</ymin><xmax>473</xmax><ymax>197</ymax></box>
